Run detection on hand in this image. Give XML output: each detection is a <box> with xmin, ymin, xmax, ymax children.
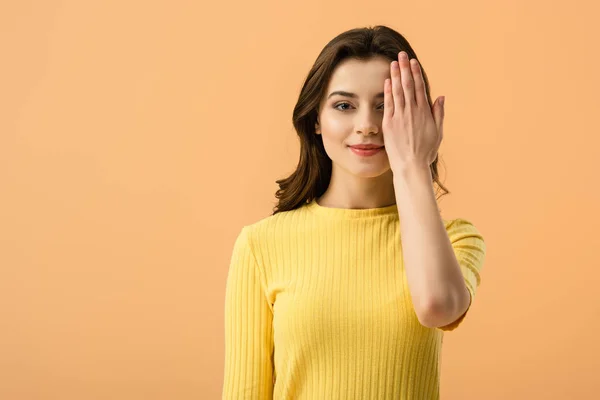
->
<box><xmin>382</xmin><ymin>51</ymin><xmax>445</xmax><ymax>174</ymax></box>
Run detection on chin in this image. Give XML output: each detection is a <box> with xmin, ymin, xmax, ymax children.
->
<box><xmin>348</xmin><ymin>166</ymin><xmax>391</xmax><ymax>179</ymax></box>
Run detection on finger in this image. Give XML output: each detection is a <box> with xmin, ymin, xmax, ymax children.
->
<box><xmin>428</xmin><ymin>98</ymin><xmax>444</xmax><ymax>165</ymax></box>
<box><xmin>391</xmin><ymin>60</ymin><xmax>405</xmax><ymax>112</ymax></box>
<box><xmin>433</xmin><ymin>96</ymin><xmax>445</xmax><ymax>145</ymax></box>
<box><xmin>399</xmin><ymin>52</ymin><xmax>415</xmax><ymax>108</ymax></box>
<box><xmin>383</xmin><ymin>78</ymin><xmax>394</xmax><ymax>119</ymax></box>
<box><xmin>411</xmin><ymin>58</ymin><xmax>427</xmax><ymax>108</ymax></box>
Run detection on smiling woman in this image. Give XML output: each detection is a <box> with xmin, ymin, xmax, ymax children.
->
<box><xmin>222</xmin><ymin>25</ymin><xmax>487</xmax><ymax>400</ymax></box>
<box><xmin>271</xmin><ymin>25</ymin><xmax>447</xmax><ymax>214</ymax></box>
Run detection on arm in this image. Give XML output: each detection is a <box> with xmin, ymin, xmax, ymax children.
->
<box><xmin>222</xmin><ymin>226</ymin><xmax>274</xmax><ymax>399</ymax></box>
<box><xmin>393</xmin><ymin>163</ymin><xmax>472</xmax><ymax>329</ymax></box>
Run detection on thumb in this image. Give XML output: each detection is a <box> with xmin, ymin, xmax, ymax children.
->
<box><xmin>433</xmin><ymin>96</ymin><xmax>445</xmax><ymax>136</ymax></box>
<box><xmin>433</xmin><ymin>96</ymin><xmax>446</xmax><ymax>133</ymax></box>
<box><xmin>431</xmin><ymin>97</ymin><xmax>445</xmax><ymax>162</ymax></box>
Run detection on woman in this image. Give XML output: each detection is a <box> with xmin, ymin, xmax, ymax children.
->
<box><xmin>222</xmin><ymin>25</ymin><xmax>486</xmax><ymax>399</ymax></box>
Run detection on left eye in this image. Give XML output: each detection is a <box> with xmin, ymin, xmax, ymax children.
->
<box><xmin>334</xmin><ymin>102</ymin><xmax>384</xmax><ymax>111</ymax></box>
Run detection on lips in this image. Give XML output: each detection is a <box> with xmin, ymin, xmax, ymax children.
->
<box><xmin>349</xmin><ymin>146</ymin><xmax>384</xmax><ymax>157</ymax></box>
<box><xmin>349</xmin><ymin>145</ymin><xmax>384</xmax><ymax>150</ymax></box>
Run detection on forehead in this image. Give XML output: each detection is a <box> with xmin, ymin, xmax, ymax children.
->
<box><xmin>326</xmin><ymin>56</ymin><xmax>391</xmax><ymax>92</ymax></box>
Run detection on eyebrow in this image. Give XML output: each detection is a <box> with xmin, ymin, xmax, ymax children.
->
<box><xmin>327</xmin><ymin>90</ymin><xmax>385</xmax><ymax>99</ymax></box>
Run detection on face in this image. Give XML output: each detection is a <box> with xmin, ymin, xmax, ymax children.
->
<box><xmin>315</xmin><ymin>56</ymin><xmax>392</xmax><ymax>178</ymax></box>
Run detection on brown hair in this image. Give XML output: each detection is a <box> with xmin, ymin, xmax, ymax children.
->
<box><xmin>272</xmin><ymin>25</ymin><xmax>449</xmax><ymax>216</ymax></box>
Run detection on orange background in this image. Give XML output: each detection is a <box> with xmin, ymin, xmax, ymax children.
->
<box><xmin>1</xmin><ymin>1</ymin><xmax>599</xmax><ymax>399</ymax></box>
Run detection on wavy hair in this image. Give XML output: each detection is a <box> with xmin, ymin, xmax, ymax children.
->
<box><xmin>272</xmin><ymin>25</ymin><xmax>449</xmax><ymax>215</ymax></box>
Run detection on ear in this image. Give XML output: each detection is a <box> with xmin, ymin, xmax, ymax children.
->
<box><xmin>315</xmin><ymin>116</ymin><xmax>321</xmax><ymax>135</ymax></box>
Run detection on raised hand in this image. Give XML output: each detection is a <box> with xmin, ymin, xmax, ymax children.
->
<box><xmin>382</xmin><ymin>51</ymin><xmax>445</xmax><ymax>174</ymax></box>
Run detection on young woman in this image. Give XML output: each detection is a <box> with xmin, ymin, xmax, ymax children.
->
<box><xmin>222</xmin><ymin>25</ymin><xmax>486</xmax><ymax>399</ymax></box>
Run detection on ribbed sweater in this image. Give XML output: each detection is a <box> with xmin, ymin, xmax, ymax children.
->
<box><xmin>222</xmin><ymin>198</ymin><xmax>486</xmax><ymax>399</ymax></box>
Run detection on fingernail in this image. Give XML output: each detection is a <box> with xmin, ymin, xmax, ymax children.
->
<box><xmin>440</xmin><ymin>96</ymin><xmax>445</xmax><ymax>107</ymax></box>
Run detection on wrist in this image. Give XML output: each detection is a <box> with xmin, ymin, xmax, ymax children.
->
<box><xmin>392</xmin><ymin>162</ymin><xmax>432</xmax><ymax>183</ymax></box>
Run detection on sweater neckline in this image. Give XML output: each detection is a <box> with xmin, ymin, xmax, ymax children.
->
<box><xmin>306</xmin><ymin>198</ymin><xmax>399</xmax><ymax>219</ymax></box>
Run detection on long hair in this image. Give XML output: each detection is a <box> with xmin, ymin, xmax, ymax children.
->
<box><xmin>272</xmin><ymin>25</ymin><xmax>449</xmax><ymax>216</ymax></box>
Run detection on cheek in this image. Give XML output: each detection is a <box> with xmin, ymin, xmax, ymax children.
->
<box><xmin>321</xmin><ymin>133</ymin><xmax>349</xmax><ymax>162</ymax></box>
<box><xmin>321</xmin><ymin>117</ymin><xmax>351</xmax><ymax>143</ymax></box>
<box><xmin>323</xmin><ymin>117</ymin><xmax>350</xmax><ymax>134</ymax></box>
<box><xmin>322</xmin><ymin>130</ymin><xmax>350</xmax><ymax>151</ymax></box>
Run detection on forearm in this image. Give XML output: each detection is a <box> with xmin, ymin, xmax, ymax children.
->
<box><xmin>393</xmin><ymin>163</ymin><xmax>469</xmax><ymax>327</ymax></box>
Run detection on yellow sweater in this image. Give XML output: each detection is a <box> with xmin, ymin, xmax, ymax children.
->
<box><xmin>222</xmin><ymin>198</ymin><xmax>486</xmax><ymax>399</ymax></box>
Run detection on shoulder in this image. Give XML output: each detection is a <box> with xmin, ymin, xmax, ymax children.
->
<box><xmin>443</xmin><ymin>217</ymin><xmax>486</xmax><ymax>251</ymax></box>
<box><xmin>233</xmin><ymin>205</ymin><xmax>310</xmax><ymax>276</ymax></box>
<box><xmin>443</xmin><ymin>217</ymin><xmax>483</xmax><ymax>234</ymax></box>
<box><xmin>239</xmin><ymin>202</ymin><xmax>312</xmax><ymax>244</ymax></box>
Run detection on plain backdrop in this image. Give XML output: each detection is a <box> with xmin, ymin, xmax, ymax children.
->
<box><xmin>1</xmin><ymin>1</ymin><xmax>599</xmax><ymax>399</ymax></box>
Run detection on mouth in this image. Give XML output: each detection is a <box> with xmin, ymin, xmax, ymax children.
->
<box><xmin>348</xmin><ymin>146</ymin><xmax>385</xmax><ymax>157</ymax></box>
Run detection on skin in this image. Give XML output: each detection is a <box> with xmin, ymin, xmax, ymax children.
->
<box><xmin>314</xmin><ymin>51</ymin><xmax>470</xmax><ymax>329</ymax></box>
<box><xmin>314</xmin><ymin>55</ymin><xmax>397</xmax><ymax>210</ymax></box>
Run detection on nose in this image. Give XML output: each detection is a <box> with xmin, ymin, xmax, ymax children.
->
<box><xmin>355</xmin><ymin>110</ymin><xmax>380</xmax><ymax>136</ymax></box>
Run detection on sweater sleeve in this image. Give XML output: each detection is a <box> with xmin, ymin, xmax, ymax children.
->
<box><xmin>222</xmin><ymin>226</ymin><xmax>274</xmax><ymax>399</ymax></box>
<box><xmin>437</xmin><ymin>218</ymin><xmax>486</xmax><ymax>332</ymax></box>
